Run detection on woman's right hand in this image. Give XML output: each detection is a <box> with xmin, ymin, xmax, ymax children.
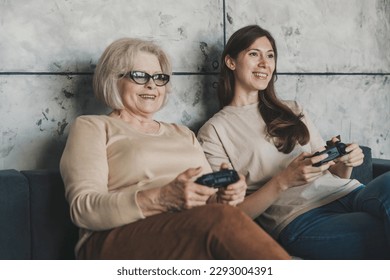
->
<box><xmin>158</xmin><ymin>167</ymin><xmax>218</xmax><ymax>212</ymax></box>
<box><xmin>276</xmin><ymin>152</ymin><xmax>334</xmax><ymax>191</ymax></box>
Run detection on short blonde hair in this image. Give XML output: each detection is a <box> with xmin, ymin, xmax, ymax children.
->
<box><xmin>93</xmin><ymin>38</ymin><xmax>172</xmax><ymax>109</ymax></box>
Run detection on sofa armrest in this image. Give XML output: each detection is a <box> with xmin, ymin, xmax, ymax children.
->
<box><xmin>21</xmin><ymin>170</ymin><xmax>78</xmax><ymax>260</ymax></box>
<box><xmin>350</xmin><ymin>146</ymin><xmax>373</xmax><ymax>185</ymax></box>
<box><xmin>0</xmin><ymin>169</ymin><xmax>31</xmax><ymax>259</ymax></box>
<box><xmin>373</xmin><ymin>158</ymin><xmax>390</xmax><ymax>179</ymax></box>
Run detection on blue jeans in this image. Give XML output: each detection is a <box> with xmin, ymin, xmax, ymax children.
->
<box><xmin>278</xmin><ymin>172</ymin><xmax>390</xmax><ymax>259</ymax></box>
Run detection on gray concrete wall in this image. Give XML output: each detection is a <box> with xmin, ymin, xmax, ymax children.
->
<box><xmin>1</xmin><ymin>0</ymin><xmax>389</xmax><ymax>170</ymax></box>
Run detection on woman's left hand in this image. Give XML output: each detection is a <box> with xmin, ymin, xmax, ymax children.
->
<box><xmin>337</xmin><ymin>143</ymin><xmax>364</xmax><ymax>167</ymax></box>
<box><xmin>216</xmin><ymin>173</ymin><xmax>247</xmax><ymax>206</ymax></box>
<box><xmin>212</xmin><ymin>163</ymin><xmax>246</xmax><ymax>206</ymax></box>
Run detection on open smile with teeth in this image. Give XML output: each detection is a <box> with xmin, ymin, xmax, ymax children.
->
<box><xmin>139</xmin><ymin>94</ymin><xmax>156</xmax><ymax>100</ymax></box>
<box><xmin>253</xmin><ymin>72</ymin><xmax>268</xmax><ymax>79</ymax></box>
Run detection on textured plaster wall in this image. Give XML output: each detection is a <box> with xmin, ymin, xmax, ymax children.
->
<box><xmin>0</xmin><ymin>0</ymin><xmax>389</xmax><ymax>170</ymax></box>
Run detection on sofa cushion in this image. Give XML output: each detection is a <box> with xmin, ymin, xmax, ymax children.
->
<box><xmin>21</xmin><ymin>170</ymin><xmax>78</xmax><ymax>260</ymax></box>
<box><xmin>0</xmin><ymin>169</ymin><xmax>31</xmax><ymax>259</ymax></box>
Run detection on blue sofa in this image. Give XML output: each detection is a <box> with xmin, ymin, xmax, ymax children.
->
<box><xmin>0</xmin><ymin>170</ymin><xmax>78</xmax><ymax>260</ymax></box>
<box><xmin>0</xmin><ymin>146</ymin><xmax>389</xmax><ymax>259</ymax></box>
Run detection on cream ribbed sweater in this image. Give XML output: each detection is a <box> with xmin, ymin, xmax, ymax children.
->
<box><xmin>197</xmin><ymin>101</ymin><xmax>361</xmax><ymax>238</ymax></box>
<box><xmin>60</xmin><ymin>115</ymin><xmax>212</xmax><ymax>253</ymax></box>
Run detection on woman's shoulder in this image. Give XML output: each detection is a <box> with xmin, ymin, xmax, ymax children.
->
<box><xmin>281</xmin><ymin>100</ymin><xmax>303</xmax><ymax>114</ymax></box>
<box><xmin>201</xmin><ymin>108</ymin><xmax>231</xmax><ymax>127</ymax></box>
<box><xmin>70</xmin><ymin>115</ymin><xmax>116</xmax><ymax>132</ymax></box>
<box><xmin>74</xmin><ymin>114</ymin><xmax>121</xmax><ymax>124</ymax></box>
<box><xmin>197</xmin><ymin>109</ymin><xmax>231</xmax><ymax>138</ymax></box>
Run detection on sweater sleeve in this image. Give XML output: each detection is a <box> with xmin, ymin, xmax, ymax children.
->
<box><xmin>197</xmin><ymin>121</ymin><xmax>233</xmax><ymax>172</ymax></box>
<box><xmin>287</xmin><ymin>100</ymin><xmax>326</xmax><ymax>152</ymax></box>
<box><xmin>300</xmin><ymin>106</ymin><xmax>326</xmax><ymax>152</ymax></box>
<box><xmin>60</xmin><ymin>116</ymin><xmax>144</xmax><ymax>231</ymax></box>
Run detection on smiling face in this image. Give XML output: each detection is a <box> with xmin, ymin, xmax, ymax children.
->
<box><xmin>226</xmin><ymin>36</ymin><xmax>275</xmax><ymax>104</ymax></box>
<box><xmin>118</xmin><ymin>51</ymin><xmax>167</xmax><ymax>119</ymax></box>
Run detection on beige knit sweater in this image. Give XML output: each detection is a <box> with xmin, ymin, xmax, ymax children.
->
<box><xmin>60</xmin><ymin>115</ymin><xmax>212</xmax><ymax>254</ymax></box>
<box><xmin>197</xmin><ymin>101</ymin><xmax>361</xmax><ymax>238</ymax></box>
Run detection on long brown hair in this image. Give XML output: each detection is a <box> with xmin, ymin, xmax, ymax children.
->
<box><xmin>218</xmin><ymin>25</ymin><xmax>309</xmax><ymax>153</ymax></box>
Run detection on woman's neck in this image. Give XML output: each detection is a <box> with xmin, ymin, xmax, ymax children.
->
<box><xmin>117</xmin><ymin>109</ymin><xmax>154</xmax><ymax>123</ymax></box>
<box><xmin>229</xmin><ymin>90</ymin><xmax>259</xmax><ymax>106</ymax></box>
<box><xmin>110</xmin><ymin>109</ymin><xmax>160</xmax><ymax>134</ymax></box>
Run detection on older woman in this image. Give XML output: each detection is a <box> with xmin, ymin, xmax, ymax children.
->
<box><xmin>60</xmin><ymin>38</ymin><xmax>290</xmax><ymax>259</ymax></box>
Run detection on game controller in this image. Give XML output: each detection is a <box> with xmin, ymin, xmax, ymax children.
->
<box><xmin>195</xmin><ymin>169</ymin><xmax>240</xmax><ymax>188</ymax></box>
<box><xmin>312</xmin><ymin>141</ymin><xmax>348</xmax><ymax>167</ymax></box>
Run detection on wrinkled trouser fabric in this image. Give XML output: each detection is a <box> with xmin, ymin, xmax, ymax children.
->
<box><xmin>79</xmin><ymin>204</ymin><xmax>290</xmax><ymax>260</ymax></box>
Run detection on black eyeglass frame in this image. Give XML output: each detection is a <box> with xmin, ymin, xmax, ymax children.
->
<box><xmin>121</xmin><ymin>71</ymin><xmax>170</xmax><ymax>87</ymax></box>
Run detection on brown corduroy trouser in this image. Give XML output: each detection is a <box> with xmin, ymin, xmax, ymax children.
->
<box><xmin>78</xmin><ymin>204</ymin><xmax>290</xmax><ymax>260</ymax></box>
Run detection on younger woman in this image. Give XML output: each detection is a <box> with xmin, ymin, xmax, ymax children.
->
<box><xmin>198</xmin><ymin>25</ymin><xmax>390</xmax><ymax>259</ymax></box>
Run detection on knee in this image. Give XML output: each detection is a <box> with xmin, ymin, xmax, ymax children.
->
<box><xmin>191</xmin><ymin>204</ymin><xmax>249</xmax><ymax>232</ymax></box>
<box><xmin>378</xmin><ymin>172</ymin><xmax>390</xmax><ymax>184</ymax></box>
<box><xmin>204</xmin><ymin>204</ymin><xmax>253</xmax><ymax>231</ymax></box>
<box><xmin>207</xmin><ymin>204</ymin><xmax>247</xmax><ymax>222</ymax></box>
<box><xmin>369</xmin><ymin>171</ymin><xmax>390</xmax><ymax>189</ymax></box>
<box><xmin>361</xmin><ymin>172</ymin><xmax>390</xmax><ymax>204</ymax></box>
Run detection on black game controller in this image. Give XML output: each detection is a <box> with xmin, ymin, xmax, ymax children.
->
<box><xmin>312</xmin><ymin>141</ymin><xmax>348</xmax><ymax>167</ymax></box>
<box><xmin>195</xmin><ymin>169</ymin><xmax>240</xmax><ymax>188</ymax></box>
